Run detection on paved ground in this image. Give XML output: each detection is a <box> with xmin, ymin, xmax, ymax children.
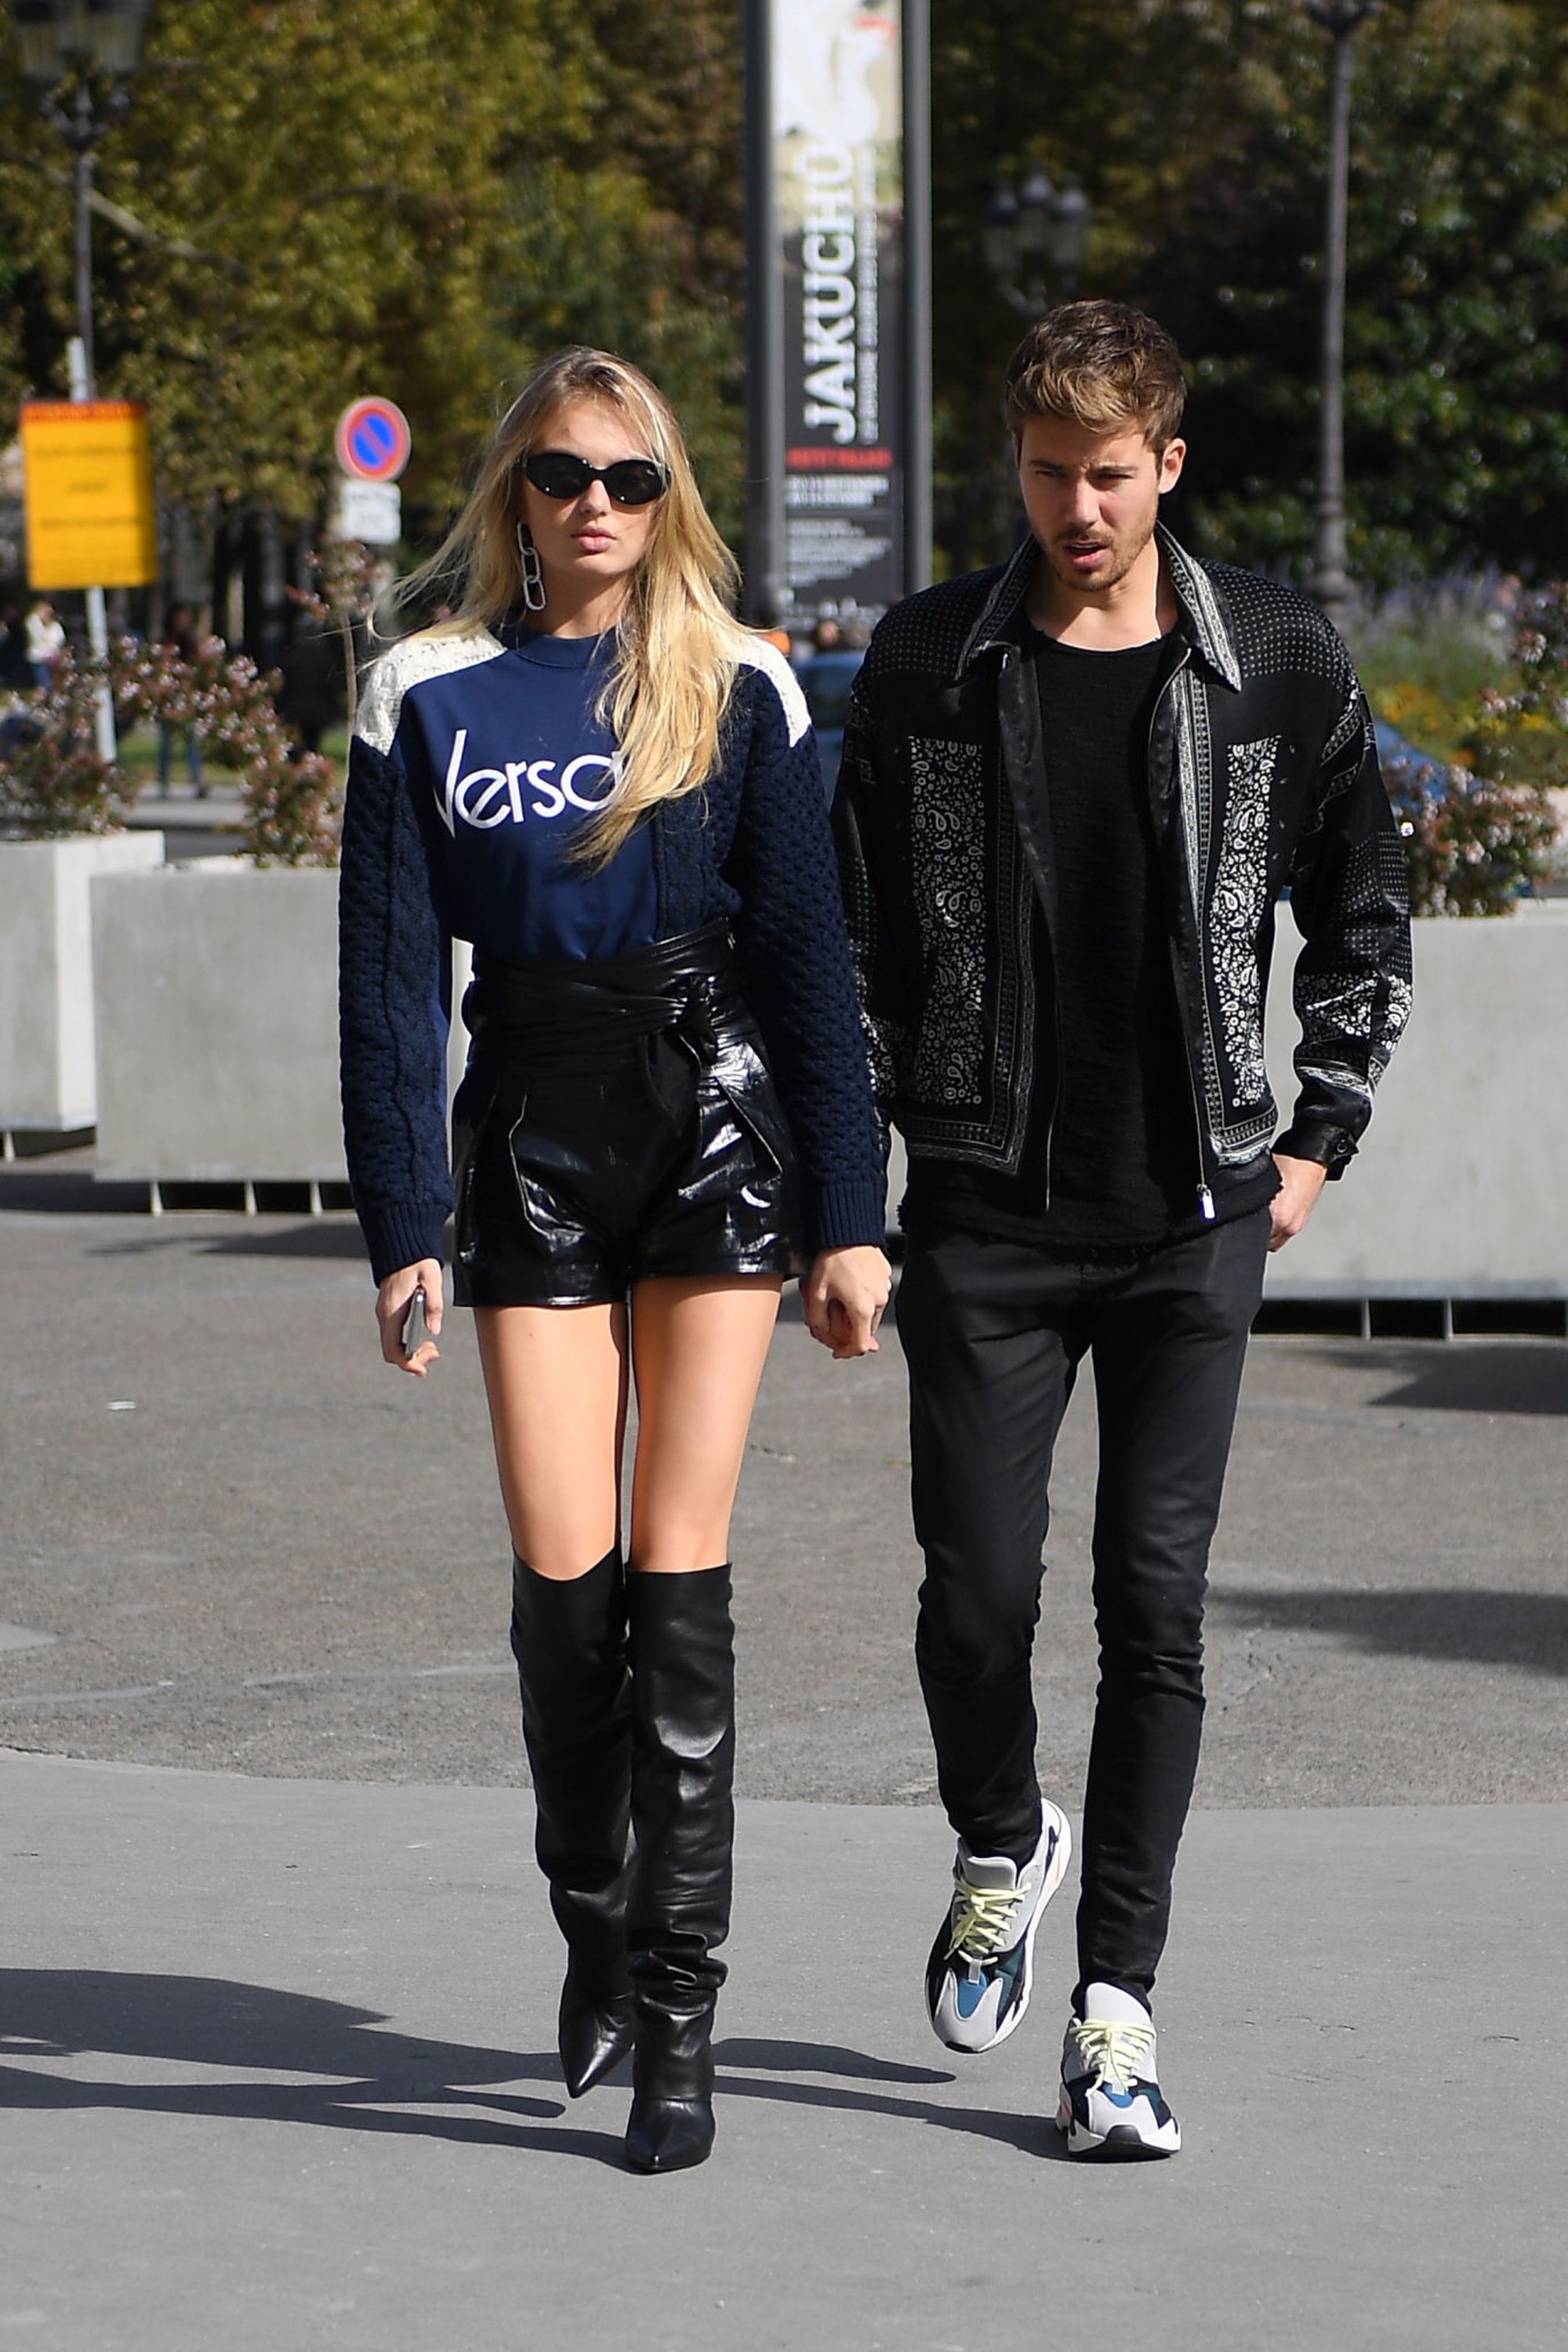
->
<box><xmin>3</xmin><ymin>1157</ymin><xmax>1566</xmax><ymax>1807</ymax></box>
<box><xmin>5</xmin><ymin>1756</ymin><xmax>1566</xmax><ymax>2352</ymax></box>
<box><xmin>2</xmin><ymin>1155</ymin><xmax>1567</xmax><ymax>2349</ymax></box>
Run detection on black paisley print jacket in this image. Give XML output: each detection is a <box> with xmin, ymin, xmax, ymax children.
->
<box><xmin>832</xmin><ymin>527</ymin><xmax>1413</xmax><ymax>1220</ymax></box>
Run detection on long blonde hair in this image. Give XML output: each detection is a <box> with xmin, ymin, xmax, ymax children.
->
<box><xmin>395</xmin><ymin>348</ymin><xmax>750</xmax><ymax>864</ymax></box>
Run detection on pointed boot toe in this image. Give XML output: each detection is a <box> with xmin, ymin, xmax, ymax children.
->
<box><xmin>622</xmin><ymin>1982</ymin><xmax>718</xmax><ymax>2172</ymax></box>
<box><xmin>624</xmin><ymin>2089</ymin><xmax>716</xmax><ymax>2173</ymax></box>
<box><xmin>559</xmin><ymin>1985</ymin><xmax>636</xmax><ymax>2099</ymax></box>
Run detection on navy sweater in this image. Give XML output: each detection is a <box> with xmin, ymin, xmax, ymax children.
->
<box><xmin>403</xmin><ymin>621</ymin><xmax>658</xmax><ymax>960</ymax></box>
<box><xmin>339</xmin><ymin>621</ymin><xmax>886</xmax><ymax>1283</ymax></box>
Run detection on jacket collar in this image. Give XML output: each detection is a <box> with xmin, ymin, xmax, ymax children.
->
<box><xmin>957</xmin><ymin>521</ymin><xmax>1242</xmax><ymax>693</ymax></box>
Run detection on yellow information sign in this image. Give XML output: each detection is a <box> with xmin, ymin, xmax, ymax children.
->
<box><xmin>20</xmin><ymin>401</ymin><xmax>157</xmax><ymax>590</ymax></box>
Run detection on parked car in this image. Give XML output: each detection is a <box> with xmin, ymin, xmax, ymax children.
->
<box><xmin>795</xmin><ymin>647</ymin><xmax>866</xmax><ymax>797</ymax></box>
<box><xmin>1373</xmin><ymin>718</ymin><xmax>1447</xmax><ymax>804</ymax></box>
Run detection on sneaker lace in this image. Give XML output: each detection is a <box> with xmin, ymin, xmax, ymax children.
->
<box><xmin>947</xmin><ymin>1878</ymin><xmax>1026</xmax><ymax>1963</ymax></box>
<box><xmin>1073</xmin><ymin>2016</ymin><xmax>1156</xmax><ymax>2089</ymax></box>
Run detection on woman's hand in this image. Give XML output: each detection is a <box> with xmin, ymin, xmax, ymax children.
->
<box><xmin>801</xmin><ymin>1245</ymin><xmax>892</xmax><ymax>1360</ymax></box>
<box><xmin>376</xmin><ymin>1258</ymin><xmax>445</xmax><ymax>1377</ymax></box>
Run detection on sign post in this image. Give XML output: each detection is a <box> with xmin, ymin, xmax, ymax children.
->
<box><xmin>20</xmin><ymin>339</ymin><xmax>158</xmax><ymax>762</ymax></box>
<box><xmin>743</xmin><ymin>0</ymin><xmax>930</xmax><ymax>632</ymax></box>
<box><xmin>19</xmin><ymin>395</ymin><xmax>158</xmax><ymax>590</ymax></box>
<box><xmin>333</xmin><ymin>396</ymin><xmax>411</xmax><ymax>546</ymax></box>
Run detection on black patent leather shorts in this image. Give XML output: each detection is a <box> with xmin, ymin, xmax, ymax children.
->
<box><xmin>451</xmin><ymin>924</ymin><xmax>800</xmax><ymax>1308</ymax></box>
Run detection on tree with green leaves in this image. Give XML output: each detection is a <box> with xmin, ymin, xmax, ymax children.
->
<box><xmin>0</xmin><ymin>0</ymin><xmax>590</xmax><ymax>532</ymax></box>
<box><xmin>930</xmin><ymin>0</ymin><xmax>1568</xmax><ymax>588</ymax></box>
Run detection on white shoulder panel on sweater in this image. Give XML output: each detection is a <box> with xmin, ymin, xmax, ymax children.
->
<box><xmin>735</xmin><ymin>634</ymin><xmax>811</xmax><ymax>748</ymax></box>
<box><xmin>354</xmin><ymin>625</ymin><xmax>504</xmax><ymax>757</ymax></box>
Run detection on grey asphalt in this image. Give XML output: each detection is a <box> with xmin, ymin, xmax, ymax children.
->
<box><xmin>3</xmin><ymin>1152</ymin><xmax>1567</xmax><ymax>2349</ymax></box>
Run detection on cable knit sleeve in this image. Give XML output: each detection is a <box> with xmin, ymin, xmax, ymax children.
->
<box><xmin>722</xmin><ymin>652</ymin><xmax>886</xmax><ymax>1253</ymax></box>
<box><xmin>338</xmin><ymin>728</ymin><xmax>455</xmax><ymax>1283</ymax></box>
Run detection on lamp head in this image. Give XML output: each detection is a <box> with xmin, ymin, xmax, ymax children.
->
<box><xmin>11</xmin><ymin>0</ymin><xmax>151</xmax><ymax>82</ymax></box>
<box><xmin>981</xmin><ymin>185</ymin><xmax>1019</xmax><ymax>283</ymax></box>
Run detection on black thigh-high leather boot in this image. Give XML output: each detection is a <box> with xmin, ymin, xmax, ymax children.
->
<box><xmin>622</xmin><ymin>1563</ymin><xmax>735</xmax><ymax>2175</ymax></box>
<box><xmin>510</xmin><ymin>1548</ymin><xmax>637</xmax><ymax>2098</ymax></box>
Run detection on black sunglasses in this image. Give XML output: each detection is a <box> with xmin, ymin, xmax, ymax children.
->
<box><xmin>523</xmin><ymin>451</ymin><xmax>670</xmax><ymax>506</ymax></box>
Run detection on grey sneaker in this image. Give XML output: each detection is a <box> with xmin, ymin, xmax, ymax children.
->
<box><xmin>1056</xmin><ymin>1981</ymin><xmax>1181</xmax><ymax>2158</ymax></box>
<box><xmin>924</xmin><ymin>1802</ymin><xmax>1072</xmax><ymax>2054</ymax></box>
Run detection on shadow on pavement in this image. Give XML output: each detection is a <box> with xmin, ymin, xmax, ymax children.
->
<box><xmin>198</xmin><ymin>1221</ymin><xmax>368</xmax><ymax>1261</ymax></box>
<box><xmin>716</xmin><ymin>2036</ymin><xmax>951</xmax><ymax>2087</ymax></box>
<box><xmin>1210</xmin><ymin>1586</ymin><xmax>1568</xmax><ymax>1675</ymax></box>
<box><xmin>0</xmin><ymin>1172</ymin><xmax>149</xmax><ymax>1215</ymax></box>
<box><xmin>0</xmin><ymin>1970</ymin><xmax>1057</xmax><ymax>2161</ymax></box>
<box><xmin>0</xmin><ymin>1968</ymin><xmax>597</xmax><ymax>2154</ymax></box>
<box><xmin>82</xmin><ymin>1220</ymin><xmax>368</xmax><ymax>1261</ymax></box>
<box><xmin>0</xmin><ymin>1167</ymin><xmax>367</xmax><ymax>1265</ymax></box>
<box><xmin>1365</xmin><ymin>1345</ymin><xmax>1568</xmax><ymax>1417</ymax></box>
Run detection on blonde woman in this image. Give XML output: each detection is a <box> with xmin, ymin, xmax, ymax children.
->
<box><xmin>339</xmin><ymin>348</ymin><xmax>890</xmax><ymax>2173</ymax></box>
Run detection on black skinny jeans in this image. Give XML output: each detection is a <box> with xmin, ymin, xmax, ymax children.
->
<box><xmin>897</xmin><ymin>1207</ymin><xmax>1270</xmax><ymax>2003</ymax></box>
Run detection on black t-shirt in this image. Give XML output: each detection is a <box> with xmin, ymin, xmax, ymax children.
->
<box><xmin>906</xmin><ymin>627</ymin><xmax>1277</xmax><ymax>1250</ymax></box>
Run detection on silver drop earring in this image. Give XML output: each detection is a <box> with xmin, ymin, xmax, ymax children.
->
<box><xmin>515</xmin><ymin>522</ymin><xmax>546</xmax><ymax>614</ymax></box>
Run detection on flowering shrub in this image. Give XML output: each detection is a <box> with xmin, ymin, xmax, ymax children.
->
<box><xmin>0</xmin><ymin>637</ymin><xmax>340</xmax><ymax>864</ymax></box>
<box><xmin>1385</xmin><ymin>754</ymin><xmax>1556</xmax><ymax>917</ymax></box>
<box><xmin>1371</xmin><ymin>579</ymin><xmax>1566</xmax><ymax>916</ymax></box>
<box><xmin>1464</xmin><ymin>581</ymin><xmax>1568</xmax><ymax>801</ymax></box>
<box><xmin>0</xmin><ymin>656</ymin><xmax>138</xmax><ymax>837</ymax></box>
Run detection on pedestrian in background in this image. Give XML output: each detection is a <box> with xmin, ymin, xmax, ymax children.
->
<box><xmin>24</xmin><ymin>597</ymin><xmax>64</xmax><ymax>689</ymax></box>
<box><xmin>156</xmin><ymin>603</ymin><xmax>205</xmax><ymax>795</ymax></box>
<box><xmin>0</xmin><ymin>601</ymin><xmax>33</xmax><ymax>691</ymax></box>
<box><xmin>274</xmin><ymin>622</ymin><xmax>343</xmax><ymax>757</ymax></box>
<box><xmin>835</xmin><ymin>299</ymin><xmax>1410</xmax><ymax>2158</ymax></box>
<box><xmin>339</xmin><ymin>347</ymin><xmax>889</xmax><ymax>2175</ymax></box>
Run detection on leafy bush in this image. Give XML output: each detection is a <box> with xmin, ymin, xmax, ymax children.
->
<box><xmin>0</xmin><ymin>657</ymin><xmax>138</xmax><ymax>837</ymax></box>
<box><xmin>1386</xmin><ymin>755</ymin><xmax>1556</xmax><ymax>917</ymax></box>
<box><xmin>1462</xmin><ymin>581</ymin><xmax>1568</xmax><ymax>800</ymax></box>
<box><xmin>0</xmin><ymin>638</ymin><xmax>340</xmax><ymax>864</ymax></box>
<box><xmin>1358</xmin><ymin>578</ymin><xmax>1567</xmax><ymax>915</ymax></box>
<box><xmin>1348</xmin><ymin>577</ymin><xmax>1514</xmax><ymax>762</ymax></box>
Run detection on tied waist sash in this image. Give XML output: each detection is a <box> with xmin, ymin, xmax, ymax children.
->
<box><xmin>462</xmin><ymin>921</ymin><xmax>757</xmax><ymax>1124</ymax></box>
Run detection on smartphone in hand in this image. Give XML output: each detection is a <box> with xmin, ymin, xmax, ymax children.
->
<box><xmin>401</xmin><ymin>1285</ymin><xmax>430</xmax><ymax>1356</ymax></box>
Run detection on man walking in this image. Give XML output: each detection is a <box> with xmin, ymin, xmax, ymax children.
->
<box><xmin>831</xmin><ymin>301</ymin><xmax>1410</xmax><ymax>2156</ymax></box>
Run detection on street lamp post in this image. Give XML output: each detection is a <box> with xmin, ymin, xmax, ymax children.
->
<box><xmin>981</xmin><ymin>169</ymin><xmax>1093</xmax><ymax>319</ymax></box>
<box><xmin>1307</xmin><ymin>0</ymin><xmax>1376</xmax><ymax>633</ymax></box>
<box><xmin>12</xmin><ymin>0</ymin><xmax>152</xmax><ymax>394</ymax></box>
<box><xmin>9</xmin><ymin>0</ymin><xmax>151</xmax><ymax>757</ymax></box>
<box><xmin>978</xmin><ymin>170</ymin><xmax>1093</xmax><ymax>558</ymax></box>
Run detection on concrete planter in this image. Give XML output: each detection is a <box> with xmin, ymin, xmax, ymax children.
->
<box><xmin>92</xmin><ymin>861</ymin><xmax>346</xmax><ymax>1186</ymax></box>
<box><xmin>1264</xmin><ymin>900</ymin><xmax>1568</xmax><ymax>1298</ymax></box>
<box><xmin>0</xmin><ymin>833</ymin><xmax>165</xmax><ymax>1136</ymax></box>
<box><xmin>90</xmin><ymin>861</ymin><xmax>472</xmax><ymax>1192</ymax></box>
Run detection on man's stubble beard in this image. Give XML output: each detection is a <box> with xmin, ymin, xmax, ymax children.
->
<box><xmin>1040</xmin><ymin>519</ymin><xmax>1155</xmax><ymax>601</ymax></box>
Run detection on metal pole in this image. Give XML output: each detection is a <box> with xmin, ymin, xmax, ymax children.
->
<box><xmin>742</xmin><ymin>0</ymin><xmax>785</xmax><ymax>626</ymax></box>
<box><xmin>902</xmin><ymin>0</ymin><xmax>932</xmax><ymax>596</ymax></box>
<box><xmin>67</xmin><ymin>327</ymin><xmax>118</xmax><ymax>764</ymax></box>
<box><xmin>1310</xmin><ymin>4</ymin><xmax>1370</xmax><ymax>631</ymax></box>
<box><xmin>65</xmin><ymin>76</ymin><xmax>115</xmax><ymax>760</ymax></box>
<box><xmin>73</xmin><ymin>78</ymin><xmax>96</xmax><ymax>392</ymax></box>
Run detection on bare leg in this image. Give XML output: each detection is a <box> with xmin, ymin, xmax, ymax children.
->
<box><xmin>474</xmin><ymin>1301</ymin><xmax>629</xmax><ymax>1580</ymax></box>
<box><xmin>627</xmin><ymin>1275</ymin><xmax>782</xmax><ymax>1573</ymax></box>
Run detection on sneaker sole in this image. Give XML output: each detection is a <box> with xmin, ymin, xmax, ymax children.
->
<box><xmin>928</xmin><ymin>1800</ymin><xmax>1073</xmax><ymax>2056</ymax></box>
<box><xmin>1054</xmin><ymin>2104</ymin><xmax>1180</xmax><ymax>2160</ymax></box>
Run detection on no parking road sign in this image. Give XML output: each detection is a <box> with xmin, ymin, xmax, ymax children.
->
<box><xmin>335</xmin><ymin>397</ymin><xmax>412</xmax><ymax>482</ymax></box>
